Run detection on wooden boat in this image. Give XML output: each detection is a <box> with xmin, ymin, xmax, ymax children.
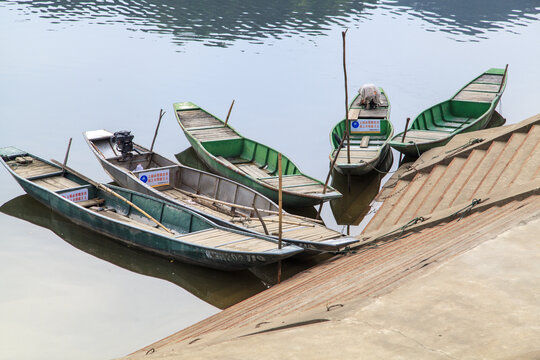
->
<box><xmin>389</xmin><ymin>67</ymin><xmax>508</xmax><ymax>157</ymax></box>
<box><xmin>0</xmin><ymin>147</ymin><xmax>302</xmax><ymax>271</ymax></box>
<box><xmin>173</xmin><ymin>102</ymin><xmax>342</xmax><ymax>207</ymax></box>
<box><xmin>83</xmin><ymin>130</ymin><xmax>357</xmax><ymax>252</ymax></box>
<box><xmin>329</xmin><ymin>87</ymin><xmax>393</xmax><ymax>175</ymax></box>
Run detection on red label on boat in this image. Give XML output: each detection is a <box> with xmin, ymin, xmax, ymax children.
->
<box><xmin>61</xmin><ymin>188</ymin><xmax>89</xmax><ymax>202</ymax></box>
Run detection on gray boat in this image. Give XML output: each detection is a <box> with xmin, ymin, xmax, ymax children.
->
<box><xmin>0</xmin><ymin>146</ymin><xmax>302</xmax><ymax>271</ymax></box>
<box><xmin>83</xmin><ymin>130</ymin><xmax>357</xmax><ymax>252</ymax></box>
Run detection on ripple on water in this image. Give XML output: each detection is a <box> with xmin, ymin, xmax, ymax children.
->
<box><xmin>1</xmin><ymin>0</ymin><xmax>539</xmax><ymax>46</ymax></box>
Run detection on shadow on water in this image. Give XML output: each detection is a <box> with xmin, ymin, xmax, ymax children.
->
<box><xmin>0</xmin><ymin>194</ymin><xmax>267</xmax><ymax>309</ymax></box>
<box><xmin>330</xmin><ymin>149</ymin><xmax>393</xmax><ymax>226</ymax></box>
<box><xmin>3</xmin><ymin>0</ymin><xmax>539</xmax><ymax>45</ymax></box>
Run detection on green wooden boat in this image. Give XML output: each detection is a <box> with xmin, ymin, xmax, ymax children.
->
<box><xmin>0</xmin><ymin>147</ymin><xmax>302</xmax><ymax>271</ymax></box>
<box><xmin>174</xmin><ymin>102</ymin><xmax>342</xmax><ymax>207</ymax></box>
<box><xmin>83</xmin><ymin>130</ymin><xmax>356</xmax><ymax>252</ymax></box>
<box><xmin>329</xmin><ymin>87</ymin><xmax>393</xmax><ymax>175</ymax></box>
<box><xmin>389</xmin><ymin>67</ymin><xmax>508</xmax><ymax>157</ymax></box>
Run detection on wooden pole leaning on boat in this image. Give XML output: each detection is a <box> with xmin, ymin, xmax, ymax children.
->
<box><xmin>399</xmin><ymin>117</ymin><xmax>411</xmax><ymax>164</ymax></box>
<box><xmin>342</xmin><ymin>29</ymin><xmax>350</xmax><ymax>164</ymax></box>
<box><xmin>174</xmin><ymin>188</ymin><xmax>323</xmax><ymax>224</ymax></box>
<box><xmin>316</xmin><ymin>134</ymin><xmax>347</xmax><ymax>220</ymax></box>
<box><xmin>277</xmin><ymin>153</ymin><xmax>283</xmax><ymax>284</ymax></box>
<box><xmin>147</xmin><ymin>109</ymin><xmax>166</xmax><ymax>167</ymax></box>
<box><xmin>61</xmin><ymin>138</ymin><xmax>72</xmax><ymax>175</ymax></box>
<box><xmin>224</xmin><ymin>99</ymin><xmax>235</xmax><ymax>127</ymax></box>
<box><xmin>51</xmin><ymin>159</ymin><xmax>174</xmax><ymax>235</ymax></box>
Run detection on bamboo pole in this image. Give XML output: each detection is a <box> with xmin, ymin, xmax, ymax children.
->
<box><xmin>277</xmin><ymin>153</ymin><xmax>283</xmax><ymax>284</ymax></box>
<box><xmin>224</xmin><ymin>99</ymin><xmax>235</xmax><ymax>127</ymax></box>
<box><xmin>51</xmin><ymin>159</ymin><xmax>174</xmax><ymax>234</ymax></box>
<box><xmin>399</xmin><ymin>117</ymin><xmax>411</xmax><ymax>164</ymax></box>
<box><xmin>62</xmin><ymin>138</ymin><xmax>72</xmax><ymax>175</ymax></box>
<box><xmin>342</xmin><ymin>29</ymin><xmax>350</xmax><ymax>164</ymax></box>
<box><xmin>174</xmin><ymin>188</ymin><xmax>324</xmax><ymax>223</ymax></box>
<box><xmin>232</xmin><ymin>217</ymin><xmax>316</xmax><ymax>227</ymax></box>
<box><xmin>316</xmin><ymin>134</ymin><xmax>347</xmax><ymax>219</ymax></box>
<box><xmin>147</xmin><ymin>109</ymin><xmax>165</xmax><ymax>167</ymax></box>
<box><xmin>252</xmin><ymin>206</ymin><xmax>269</xmax><ymax>235</ymax></box>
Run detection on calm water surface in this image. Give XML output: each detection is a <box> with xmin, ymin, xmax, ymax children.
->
<box><xmin>1</xmin><ymin>1</ymin><xmax>539</xmax><ymax>359</ymax></box>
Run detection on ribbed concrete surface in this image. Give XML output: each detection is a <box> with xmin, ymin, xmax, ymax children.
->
<box><xmin>364</xmin><ymin>114</ymin><xmax>540</xmax><ymax>235</ymax></box>
<box><xmin>127</xmin><ymin>193</ymin><xmax>540</xmax><ymax>357</ymax></box>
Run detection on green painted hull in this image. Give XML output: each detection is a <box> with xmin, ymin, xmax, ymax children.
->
<box><xmin>389</xmin><ymin>68</ymin><xmax>508</xmax><ymax>157</ymax></box>
<box><xmin>0</xmin><ymin>148</ymin><xmax>302</xmax><ymax>271</ymax></box>
<box><xmin>174</xmin><ymin>102</ymin><xmax>342</xmax><ymax>207</ymax></box>
<box><xmin>329</xmin><ymin>88</ymin><xmax>394</xmax><ymax>176</ymax></box>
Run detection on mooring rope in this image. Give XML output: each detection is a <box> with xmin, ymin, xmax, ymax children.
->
<box><xmin>445</xmin><ymin>138</ymin><xmax>484</xmax><ymax>157</ymax></box>
<box><xmin>451</xmin><ymin>198</ymin><xmax>482</xmax><ymax>222</ymax></box>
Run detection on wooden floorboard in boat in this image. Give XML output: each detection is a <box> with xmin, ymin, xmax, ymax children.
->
<box><xmin>217</xmin><ymin>238</ymin><xmax>277</xmax><ymax>252</ymax></box>
<box><xmin>454</xmin><ymin>91</ymin><xmax>497</xmax><ymax>103</ymax></box>
<box><xmin>11</xmin><ymin>160</ymin><xmax>59</xmax><ymax>178</ymax></box>
<box><xmin>400</xmin><ymin>130</ymin><xmax>450</xmax><ymax>143</ymax></box>
<box><xmin>473</xmin><ymin>74</ymin><xmax>503</xmax><ymax>84</ymax></box>
<box><xmin>358</xmin><ymin>108</ymin><xmax>387</xmax><ymax>118</ymax></box>
<box><xmin>237</xmin><ymin>163</ymin><xmax>271</xmax><ymax>179</ymax></box>
<box><xmin>32</xmin><ymin>176</ymin><xmax>81</xmax><ymax>191</ymax></box>
<box><xmin>463</xmin><ymin>83</ymin><xmax>500</xmax><ymax>92</ymax></box>
<box><xmin>189</xmin><ymin>127</ymin><xmax>241</xmax><ymax>141</ymax></box>
<box><xmin>178</xmin><ymin>110</ymin><xmax>222</xmax><ymax>129</ymax></box>
<box><xmin>262</xmin><ymin>174</ymin><xmax>317</xmax><ymax>187</ymax></box>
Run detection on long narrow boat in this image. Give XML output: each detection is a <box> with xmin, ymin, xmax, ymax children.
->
<box><xmin>83</xmin><ymin>130</ymin><xmax>357</xmax><ymax>252</ymax></box>
<box><xmin>0</xmin><ymin>147</ymin><xmax>302</xmax><ymax>271</ymax></box>
<box><xmin>329</xmin><ymin>87</ymin><xmax>393</xmax><ymax>175</ymax></box>
<box><xmin>173</xmin><ymin>102</ymin><xmax>342</xmax><ymax>207</ymax></box>
<box><xmin>389</xmin><ymin>67</ymin><xmax>508</xmax><ymax>157</ymax></box>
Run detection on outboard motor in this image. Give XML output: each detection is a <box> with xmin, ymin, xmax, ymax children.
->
<box><xmin>358</xmin><ymin>84</ymin><xmax>381</xmax><ymax>110</ymax></box>
<box><xmin>112</xmin><ymin>130</ymin><xmax>134</xmax><ymax>161</ymax></box>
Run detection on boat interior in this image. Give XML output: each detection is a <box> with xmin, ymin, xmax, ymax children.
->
<box><xmin>2</xmin><ymin>152</ymin><xmax>283</xmax><ymax>253</ymax></box>
<box><xmin>394</xmin><ymin>71</ymin><xmax>504</xmax><ymax>144</ymax></box>
<box><xmin>86</xmin><ymin>133</ymin><xmax>347</xmax><ymax>248</ymax></box>
<box><xmin>177</xmin><ymin>109</ymin><xmax>330</xmax><ymax>196</ymax></box>
<box><xmin>330</xmin><ymin>91</ymin><xmax>391</xmax><ymax>165</ymax></box>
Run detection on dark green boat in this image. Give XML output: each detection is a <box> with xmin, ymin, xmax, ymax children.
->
<box><xmin>0</xmin><ymin>147</ymin><xmax>302</xmax><ymax>271</ymax></box>
<box><xmin>389</xmin><ymin>67</ymin><xmax>508</xmax><ymax>157</ymax></box>
<box><xmin>329</xmin><ymin>87</ymin><xmax>393</xmax><ymax>175</ymax></box>
<box><xmin>174</xmin><ymin>102</ymin><xmax>342</xmax><ymax>207</ymax></box>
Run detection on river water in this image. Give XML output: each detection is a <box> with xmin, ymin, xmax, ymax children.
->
<box><xmin>1</xmin><ymin>1</ymin><xmax>539</xmax><ymax>359</ymax></box>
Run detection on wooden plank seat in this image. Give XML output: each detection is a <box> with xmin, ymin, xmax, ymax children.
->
<box><xmin>399</xmin><ymin>130</ymin><xmax>450</xmax><ymax>143</ymax></box>
<box><xmin>473</xmin><ymin>74</ymin><xmax>503</xmax><ymax>85</ymax></box>
<box><xmin>453</xmin><ymin>91</ymin><xmax>497</xmax><ymax>103</ymax></box>
<box><xmin>463</xmin><ymin>83</ymin><xmax>500</xmax><ymax>92</ymax></box>
<box><xmin>32</xmin><ymin>175</ymin><xmax>81</xmax><ymax>191</ymax></box>
<box><xmin>78</xmin><ymin>198</ymin><xmax>105</xmax><ymax>208</ymax></box>
<box><xmin>360</xmin><ymin>136</ymin><xmax>370</xmax><ymax>148</ymax></box>
<box><xmin>358</xmin><ymin>108</ymin><xmax>387</xmax><ymax>118</ymax></box>
<box><xmin>237</xmin><ymin>163</ymin><xmax>271</xmax><ymax>179</ymax></box>
<box><xmin>189</xmin><ymin>127</ymin><xmax>241</xmax><ymax>142</ymax></box>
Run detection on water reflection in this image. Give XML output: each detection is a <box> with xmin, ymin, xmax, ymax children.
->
<box><xmin>330</xmin><ymin>149</ymin><xmax>393</xmax><ymax>226</ymax></box>
<box><xmin>3</xmin><ymin>0</ymin><xmax>539</xmax><ymax>45</ymax></box>
<box><xmin>0</xmin><ymin>195</ymin><xmax>266</xmax><ymax>309</ymax></box>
